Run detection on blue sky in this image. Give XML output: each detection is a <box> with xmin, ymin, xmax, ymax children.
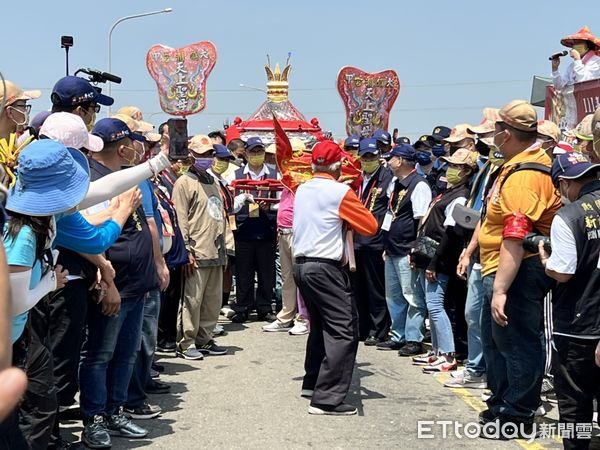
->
<box><xmin>2</xmin><ymin>0</ymin><xmax>598</xmax><ymax>141</ymax></box>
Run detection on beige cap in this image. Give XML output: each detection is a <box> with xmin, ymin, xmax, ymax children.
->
<box><xmin>467</xmin><ymin>108</ymin><xmax>500</xmax><ymax>135</ymax></box>
<box><xmin>265</xmin><ymin>143</ymin><xmax>276</xmax><ymax>154</ymax></box>
<box><xmin>116</xmin><ymin>106</ymin><xmax>154</xmax><ymax>132</ymax></box>
<box><xmin>537</xmin><ymin>120</ymin><xmax>561</xmax><ymax>142</ymax></box>
<box><xmin>144</xmin><ymin>131</ymin><xmax>161</xmax><ymax>143</ymax></box>
<box><xmin>0</xmin><ymin>80</ymin><xmax>41</xmax><ymax>106</ymax></box>
<box><xmin>189</xmin><ymin>134</ymin><xmax>214</xmax><ymax>154</ymax></box>
<box><xmin>497</xmin><ymin>100</ymin><xmax>537</xmax><ymax>132</ymax></box>
<box><xmin>440</xmin><ymin>148</ymin><xmax>479</xmax><ymax>169</ymax></box>
<box><xmin>290</xmin><ymin>137</ymin><xmax>306</xmax><ymax>153</ymax></box>
<box><xmin>572</xmin><ymin>114</ymin><xmax>593</xmax><ymax>141</ymax></box>
<box><xmin>444</xmin><ymin>124</ymin><xmax>476</xmax><ymax>143</ymax></box>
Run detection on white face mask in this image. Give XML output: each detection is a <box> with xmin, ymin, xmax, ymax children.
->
<box><xmin>8</xmin><ymin>105</ymin><xmax>30</xmax><ymax>127</ymax></box>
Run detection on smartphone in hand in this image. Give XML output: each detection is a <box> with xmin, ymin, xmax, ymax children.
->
<box><xmin>167</xmin><ymin>118</ymin><xmax>189</xmax><ymax>160</ymax></box>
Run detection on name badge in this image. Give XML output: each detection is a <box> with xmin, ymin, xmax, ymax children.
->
<box><xmin>381</xmin><ymin>211</ymin><xmax>393</xmax><ymax>231</ymax></box>
<box><xmin>248</xmin><ymin>203</ymin><xmax>260</xmax><ymax>218</ymax></box>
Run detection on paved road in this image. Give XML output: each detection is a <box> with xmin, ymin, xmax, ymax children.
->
<box><xmin>62</xmin><ymin>317</ymin><xmax>599</xmax><ymax>449</ymax></box>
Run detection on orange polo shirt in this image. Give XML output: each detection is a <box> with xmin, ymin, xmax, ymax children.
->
<box><xmin>479</xmin><ymin>143</ymin><xmax>561</xmax><ymax>276</ymax></box>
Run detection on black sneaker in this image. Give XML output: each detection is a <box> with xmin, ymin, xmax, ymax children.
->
<box><xmin>106</xmin><ymin>407</ymin><xmax>148</xmax><ymax>438</ymax></box>
<box><xmin>364</xmin><ymin>336</ymin><xmax>379</xmax><ymax>346</ymax></box>
<box><xmin>198</xmin><ymin>341</ymin><xmax>228</xmax><ymax>356</ymax></box>
<box><xmin>145</xmin><ymin>380</ymin><xmax>171</xmax><ymax>394</ymax></box>
<box><xmin>478</xmin><ymin>409</ymin><xmax>496</xmax><ymax>425</ymax></box>
<box><xmin>308</xmin><ymin>402</ymin><xmax>358</xmax><ymax>416</ymax></box>
<box><xmin>398</xmin><ymin>341</ymin><xmax>424</xmax><ymax>357</ymax></box>
<box><xmin>124</xmin><ymin>403</ymin><xmax>161</xmax><ymax>420</ymax></box>
<box><xmin>156</xmin><ymin>340</ymin><xmax>176</xmax><ymax>352</ymax></box>
<box><xmin>376</xmin><ymin>339</ymin><xmax>404</xmax><ymax>351</ymax></box>
<box><xmin>82</xmin><ymin>415</ymin><xmax>111</xmax><ymax>449</ymax></box>
<box><xmin>257</xmin><ymin>312</ymin><xmax>277</xmax><ymax>323</ymax></box>
<box><xmin>230</xmin><ymin>311</ymin><xmax>248</xmax><ymax>323</ymax></box>
<box><xmin>152</xmin><ymin>362</ymin><xmax>165</xmax><ymax>373</ymax></box>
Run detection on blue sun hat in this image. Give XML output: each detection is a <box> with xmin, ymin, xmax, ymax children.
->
<box><xmin>6</xmin><ymin>139</ymin><xmax>90</xmax><ymax>216</ymax></box>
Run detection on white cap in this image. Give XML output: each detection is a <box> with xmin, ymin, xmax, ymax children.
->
<box><xmin>39</xmin><ymin>112</ymin><xmax>104</xmax><ymax>152</ymax></box>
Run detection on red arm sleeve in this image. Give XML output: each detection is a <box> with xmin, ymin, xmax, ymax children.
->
<box><xmin>339</xmin><ymin>189</ymin><xmax>378</xmax><ymax>236</ymax></box>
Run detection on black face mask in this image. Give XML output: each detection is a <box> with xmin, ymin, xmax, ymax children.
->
<box><xmin>475</xmin><ymin>139</ymin><xmax>490</xmax><ymax>157</ymax></box>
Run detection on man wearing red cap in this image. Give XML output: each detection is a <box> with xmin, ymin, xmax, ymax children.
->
<box><xmin>292</xmin><ymin>140</ymin><xmax>378</xmax><ymax>416</ymax></box>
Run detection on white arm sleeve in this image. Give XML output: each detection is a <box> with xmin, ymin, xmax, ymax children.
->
<box><xmin>233</xmin><ymin>193</ymin><xmax>253</xmax><ymax>214</ymax></box>
<box><xmin>444</xmin><ymin>197</ymin><xmax>467</xmax><ymax>227</ymax></box>
<box><xmin>573</xmin><ymin>56</ymin><xmax>600</xmax><ymax>83</ymax></box>
<box><xmin>546</xmin><ymin>215</ymin><xmax>577</xmax><ymax>274</ymax></box>
<box><xmin>410</xmin><ymin>181</ymin><xmax>433</xmax><ymax>218</ymax></box>
<box><xmin>10</xmin><ymin>270</ymin><xmax>57</xmax><ymax>316</ymax></box>
<box><xmin>78</xmin><ymin>153</ymin><xmax>171</xmax><ymax>210</ymax></box>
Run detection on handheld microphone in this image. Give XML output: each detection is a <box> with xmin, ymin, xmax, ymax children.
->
<box><xmin>548</xmin><ymin>51</ymin><xmax>568</xmax><ymax>61</ymax></box>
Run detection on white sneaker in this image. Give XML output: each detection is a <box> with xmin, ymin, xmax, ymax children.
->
<box><xmin>262</xmin><ymin>321</ymin><xmax>292</xmax><ymax>332</ymax></box>
<box><xmin>444</xmin><ymin>371</ymin><xmax>487</xmax><ymax>389</ymax></box>
<box><xmin>212</xmin><ymin>324</ymin><xmax>226</xmax><ymax>336</ymax></box>
<box><xmin>289</xmin><ymin>322</ymin><xmax>309</xmax><ymax>335</ymax></box>
<box><xmin>450</xmin><ymin>368</ymin><xmax>466</xmax><ymax>379</ymax></box>
<box><xmin>177</xmin><ymin>348</ymin><xmax>204</xmax><ymax>360</ymax></box>
<box><xmin>535</xmin><ymin>404</ymin><xmax>547</xmax><ymax>417</ymax></box>
<box><xmin>220</xmin><ymin>307</ymin><xmax>235</xmax><ymax>318</ymax></box>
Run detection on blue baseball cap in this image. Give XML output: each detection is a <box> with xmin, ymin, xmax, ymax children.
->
<box><xmin>6</xmin><ymin>140</ymin><xmax>90</xmax><ymax>216</ymax></box>
<box><xmin>395</xmin><ymin>136</ymin><xmax>410</xmax><ymax>145</ymax></box>
<box><xmin>414</xmin><ymin>135</ymin><xmax>435</xmax><ymax>150</ymax></box>
<box><xmin>358</xmin><ymin>138</ymin><xmax>379</xmax><ymax>156</ymax></box>
<box><xmin>214</xmin><ymin>144</ymin><xmax>234</xmax><ymax>160</ymax></box>
<box><xmin>51</xmin><ymin>76</ymin><xmax>114</xmax><ymax>107</ymax></box>
<box><xmin>431</xmin><ymin>126</ymin><xmax>452</xmax><ymax>141</ymax></box>
<box><xmin>344</xmin><ymin>135</ymin><xmax>360</xmax><ymax>149</ymax></box>
<box><xmin>390</xmin><ymin>143</ymin><xmax>417</xmax><ymax>161</ymax></box>
<box><xmin>373</xmin><ymin>130</ymin><xmax>392</xmax><ymax>146</ymax></box>
<box><xmin>551</xmin><ymin>152</ymin><xmax>600</xmax><ymax>185</ymax></box>
<box><xmin>92</xmin><ymin>118</ymin><xmax>145</xmax><ymax>144</ymax></box>
<box><xmin>245</xmin><ymin>136</ymin><xmax>265</xmax><ymax>151</ymax></box>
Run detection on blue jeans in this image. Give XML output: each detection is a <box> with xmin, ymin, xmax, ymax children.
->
<box><xmin>80</xmin><ymin>295</ymin><xmax>144</xmax><ymax>420</ymax></box>
<box><xmin>384</xmin><ymin>255</ymin><xmax>426</xmax><ymax>343</ymax></box>
<box><xmin>464</xmin><ymin>264</ymin><xmax>486</xmax><ymax>375</ymax></box>
<box><xmin>127</xmin><ymin>289</ymin><xmax>160</xmax><ymax>409</ymax></box>
<box><xmin>481</xmin><ymin>257</ymin><xmax>551</xmax><ymax>422</ymax></box>
<box><xmin>425</xmin><ymin>272</ymin><xmax>454</xmax><ymax>354</ymax></box>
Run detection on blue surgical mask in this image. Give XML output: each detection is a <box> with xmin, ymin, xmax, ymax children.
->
<box><xmin>416</xmin><ymin>151</ymin><xmax>432</xmax><ymax>166</ymax></box>
<box><xmin>432</xmin><ymin>145</ymin><xmax>446</xmax><ymax>157</ymax></box>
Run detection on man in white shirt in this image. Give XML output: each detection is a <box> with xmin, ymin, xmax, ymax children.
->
<box><xmin>538</xmin><ymin>152</ymin><xmax>600</xmax><ymax>450</ymax></box>
<box><xmin>380</xmin><ymin>144</ymin><xmax>433</xmax><ymax>356</ymax></box>
<box><xmin>293</xmin><ymin>141</ymin><xmax>378</xmax><ymax>416</ymax></box>
<box><xmin>552</xmin><ymin>26</ymin><xmax>600</xmax><ymax>90</ymax></box>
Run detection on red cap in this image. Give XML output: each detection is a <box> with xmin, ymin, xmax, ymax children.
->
<box><xmin>311</xmin><ymin>141</ymin><xmax>343</xmax><ymax>166</ymax></box>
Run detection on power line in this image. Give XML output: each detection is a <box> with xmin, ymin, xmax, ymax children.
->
<box><xmin>25</xmin><ymin>79</ymin><xmax>531</xmax><ymax>93</ymax></box>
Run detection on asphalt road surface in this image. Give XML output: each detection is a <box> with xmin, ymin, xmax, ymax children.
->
<box><xmin>61</xmin><ymin>317</ymin><xmax>599</xmax><ymax>449</ymax></box>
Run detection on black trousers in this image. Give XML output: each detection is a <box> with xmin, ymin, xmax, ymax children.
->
<box><xmin>234</xmin><ymin>239</ymin><xmax>276</xmax><ymax>315</ymax></box>
<box><xmin>552</xmin><ymin>335</ymin><xmax>600</xmax><ymax>450</ymax></box>
<box><xmin>47</xmin><ymin>279</ymin><xmax>89</xmax><ymax>408</ymax></box>
<box><xmin>294</xmin><ymin>259</ymin><xmax>359</xmax><ymax>407</ymax></box>
<box><xmin>18</xmin><ymin>304</ymin><xmax>59</xmax><ymax>450</ymax></box>
<box><xmin>445</xmin><ymin>275</ymin><xmax>468</xmax><ymax>355</ymax></box>
<box><xmin>159</xmin><ymin>266</ymin><xmax>183</xmax><ymax>343</ymax></box>
<box><xmin>351</xmin><ymin>249</ymin><xmax>390</xmax><ymax>341</ymax></box>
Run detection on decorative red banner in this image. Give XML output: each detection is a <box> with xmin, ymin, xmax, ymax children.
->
<box><xmin>146</xmin><ymin>41</ymin><xmax>217</xmax><ymax>116</ymax></box>
<box><xmin>545</xmin><ymin>78</ymin><xmax>600</xmax><ymax>130</ymax></box>
<box><xmin>337</xmin><ymin>66</ymin><xmax>400</xmax><ymax>137</ymax></box>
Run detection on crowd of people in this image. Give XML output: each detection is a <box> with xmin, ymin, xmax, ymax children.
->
<box><xmin>0</xmin><ymin>25</ymin><xmax>600</xmax><ymax>450</ymax></box>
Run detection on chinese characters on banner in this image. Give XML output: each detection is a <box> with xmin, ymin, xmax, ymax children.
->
<box><xmin>545</xmin><ymin>78</ymin><xmax>600</xmax><ymax>130</ymax></box>
<box><xmin>146</xmin><ymin>41</ymin><xmax>217</xmax><ymax>116</ymax></box>
<box><xmin>337</xmin><ymin>67</ymin><xmax>400</xmax><ymax>137</ymax></box>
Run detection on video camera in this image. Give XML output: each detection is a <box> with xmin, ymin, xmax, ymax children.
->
<box><xmin>523</xmin><ymin>232</ymin><xmax>552</xmax><ymax>254</ymax></box>
<box><xmin>74</xmin><ymin>68</ymin><xmax>122</xmax><ymax>85</ymax></box>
